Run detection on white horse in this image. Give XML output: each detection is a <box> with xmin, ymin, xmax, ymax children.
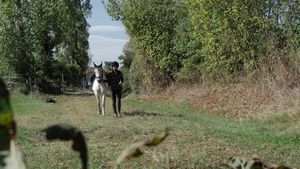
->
<box><xmin>92</xmin><ymin>62</ymin><xmax>109</xmax><ymax>116</ymax></box>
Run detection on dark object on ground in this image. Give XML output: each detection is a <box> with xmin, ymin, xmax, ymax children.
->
<box><xmin>45</xmin><ymin>98</ymin><xmax>56</xmax><ymax>103</ymax></box>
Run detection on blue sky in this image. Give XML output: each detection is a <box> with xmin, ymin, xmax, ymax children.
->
<box><xmin>87</xmin><ymin>0</ymin><xmax>129</xmax><ymax>66</ymax></box>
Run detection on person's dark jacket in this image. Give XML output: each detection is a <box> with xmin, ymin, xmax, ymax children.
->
<box><xmin>106</xmin><ymin>70</ymin><xmax>123</xmax><ymax>90</ymax></box>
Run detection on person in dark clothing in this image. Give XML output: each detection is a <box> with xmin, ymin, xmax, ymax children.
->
<box><xmin>105</xmin><ymin>61</ymin><xmax>123</xmax><ymax>117</ymax></box>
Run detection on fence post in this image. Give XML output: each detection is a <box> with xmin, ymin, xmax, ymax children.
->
<box><xmin>9</xmin><ymin>72</ymin><xmax>12</xmax><ymax>91</ymax></box>
<box><xmin>61</xmin><ymin>74</ymin><xmax>65</xmax><ymax>92</ymax></box>
<box><xmin>33</xmin><ymin>78</ymin><xmax>38</xmax><ymax>93</ymax></box>
<box><xmin>29</xmin><ymin>77</ymin><xmax>32</xmax><ymax>93</ymax></box>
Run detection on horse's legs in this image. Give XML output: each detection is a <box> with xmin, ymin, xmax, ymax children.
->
<box><xmin>95</xmin><ymin>93</ymin><xmax>101</xmax><ymax>115</ymax></box>
<box><xmin>101</xmin><ymin>94</ymin><xmax>106</xmax><ymax>116</ymax></box>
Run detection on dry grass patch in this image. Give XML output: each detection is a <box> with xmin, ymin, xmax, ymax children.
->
<box><xmin>137</xmin><ymin>82</ymin><xmax>300</xmax><ymax>121</ymax></box>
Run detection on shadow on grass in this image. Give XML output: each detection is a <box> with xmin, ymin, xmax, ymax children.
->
<box><xmin>122</xmin><ymin>88</ymin><xmax>132</xmax><ymax>98</ymax></box>
<box><xmin>124</xmin><ymin>110</ymin><xmax>162</xmax><ymax>117</ymax></box>
<box><xmin>171</xmin><ymin>114</ymin><xmax>184</xmax><ymax>117</ymax></box>
<box><xmin>63</xmin><ymin>91</ymin><xmax>94</xmax><ymax>97</ymax></box>
<box><xmin>63</xmin><ymin>88</ymin><xmax>131</xmax><ymax>98</ymax></box>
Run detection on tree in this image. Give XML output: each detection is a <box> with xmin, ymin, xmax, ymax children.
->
<box><xmin>0</xmin><ymin>56</ymin><xmax>10</xmax><ymax>76</ymax></box>
<box><xmin>175</xmin><ymin>0</ymin><xmax>300</xmax><ymax>81</ymax></box>
<box><xmin>0</xmin><ymin>0</ymin><xmax>92</xmax><ymax>92</ymax></box>
<box><xmin>103</xmin><ymin>0</ymin><xmax>300</xmax><ymax>89</ymax></box>
<box><xmin>104</xmin><ymin>0</ymin><xmax>179</xmax><ymax>90</ymax></box>
<box><xmin>0</xmin><ymin>0</ymin><xmax>35</xmax><ymax>82</ymax></box>
<box><xmin>54</xmin><ymin>0</ymin><xmax>91</xmax><ymax>85</ymax></box>
<box><xmin>117</xmin><ymin>41</ymin><xmax>135</xmax><ymax>93</ymax></box>
<box><xmin>118</xmin><ymin>41</ymin><xmax>135</xmax><ymax>69</ymax></box>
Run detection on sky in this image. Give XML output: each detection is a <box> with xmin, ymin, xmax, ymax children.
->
<box><xmin>87</xmin><ymin>0</ymin><xmax>129</xmax><ymax>67</ymax></box>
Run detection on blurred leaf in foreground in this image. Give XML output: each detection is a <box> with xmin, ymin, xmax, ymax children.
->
<box><xmin>116</xmin><ymin>129</ymin><xmax>169</xmax><ymax>165</ymax></box>
<box><xmin>0</xmin><ymin>78</ymin><xmax>16</xmax><ymax>141</ymax></box>
<box><xmin>116</xmin><ymin>142</ymin><xmax>145</xmax><ymax>164</ymax></box>
<box><xmin>42</xmin><ymin>123</ymin><xmax>88</xmax><ymax>169</ymax></box>
<box><xmin>0</xmin><ymin>78</ymin><xmax>26</xmax><ymax>168</ymax></box>
<box><xmin>145</xmin><ymin>128</ymin><xmax>169</xmax><ymax>146</ymax></box>
<box><xmin>228</xmin><ymin>156</ymin><xmax>296</xmax><ymax>169</ymax></box>
<box><xmin>1</xmin><ymin>140</ymin><xmax>27</xmax><ymax>169</ymax></box>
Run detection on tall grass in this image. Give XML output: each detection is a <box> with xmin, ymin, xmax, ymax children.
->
<box><xmin>11</xmin><ymin>92</ymin><xmax>300</xmax><ymax>168</ymax></box>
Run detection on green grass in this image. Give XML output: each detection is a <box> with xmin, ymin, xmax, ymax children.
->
<box><xmin>10</xmin><ymin>92</ymin><xmax>300</xmax><ymax>168</ymax></box>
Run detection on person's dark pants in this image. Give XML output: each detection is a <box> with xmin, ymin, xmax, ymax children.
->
<box><xmin>111</xmin><ymin>89</ymin><xmax>122</xmax><ymax>116</ymax></box>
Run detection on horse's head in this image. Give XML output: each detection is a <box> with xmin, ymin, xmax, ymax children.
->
<box><xmin>93</xmin><ymin>62</ymin><xmax>104</xmax><ymax>82</ymax></box>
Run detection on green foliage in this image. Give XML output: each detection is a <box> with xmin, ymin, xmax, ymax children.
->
<box><xmin>118</xmin><ymin>41</ymin><xmax>135</xmax><ymax>70</ymax></box>
<box><xmin>0</xmin><ymin>57</ymin><xmax>10</xmax><ymax>76</ymax></box>
<box><xmin>119</xmin><ymin>66</ymin><xmax>131</xmax><ymax>93</ymax></box>
<box><xmin>104</xmin><ymin>0</ymin><xmax>180</xmax><ymax>89</ymax></box>
<box><xmin>104</xmin><ymin>0</ymin><xmax>300</xmax><ymax>88</ymax></box>
<box><xmin>128</xmin><ymin>55</ymin><xmax>143</xmax><ymax>93</ymax></box>
<box><xmin>185</xmin><ymin>0</ymin><xmax>268</xmax><ymax>78</ymax></box>
<box><xmin>118</xmin><ymin>41</ymin><xmax>134</xmax><ymax>93</ymax></box>
<box><xmin>0</xmin><ymin>0</ymin><xmax>36</xmax><ymax>80</ymax></box>
<box><xmin>0</xmin><ymin>0</ymin><xmax>91</xmax><ymax>92</ymax></box>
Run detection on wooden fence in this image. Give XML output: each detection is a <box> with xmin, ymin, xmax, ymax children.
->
<box><xmin>0</xmin><ymin>74</ymin><xmax>67</xmax><ymax>93</ymax></box>
<box><xmin>1</xmin><ymin>75</ymin><xmax>19</xmax><ymax>92</ymax></box>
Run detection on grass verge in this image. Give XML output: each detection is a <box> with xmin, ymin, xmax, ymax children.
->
<box><xmin>10</xmin><ymin>91</ymin><xmax>300</xmax><ymax>168</ymax></box>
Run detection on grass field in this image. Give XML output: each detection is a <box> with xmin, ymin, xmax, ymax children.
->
<box><xmin>10</xmin><ymin>90</ymin><xmax>300</xmax><ymax>168</ymax></box>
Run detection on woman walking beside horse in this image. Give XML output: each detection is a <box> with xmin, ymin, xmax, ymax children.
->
<box><xmin>105</xmin><ymin>61</ymin><xmax>123</xmax><ymax>117</ymax></box>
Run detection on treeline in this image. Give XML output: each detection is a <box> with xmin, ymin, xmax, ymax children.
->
<box><xmin>105</xmin><ymin>0</ymin><xmax>300</xmax><ymax>92</ymax></box>
<box><xmin>0</xmin><ymin>0</ymin><xmax>91</xmax><ymax>93</ymax></box>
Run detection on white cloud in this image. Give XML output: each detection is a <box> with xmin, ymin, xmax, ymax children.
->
<box><xmin>89</xmin><ymin>25</ymin><xmax>125</xmax><ymax>32</ymax></box>
<box><xmin>89</xmin><ymin>35</ymin><xmax>127</xmax><ymax>43</ymax></box>
<box><xmin>88</xmin><ymin>35</ymin><xmax>128</xmax><ymax>65</ymax></box>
